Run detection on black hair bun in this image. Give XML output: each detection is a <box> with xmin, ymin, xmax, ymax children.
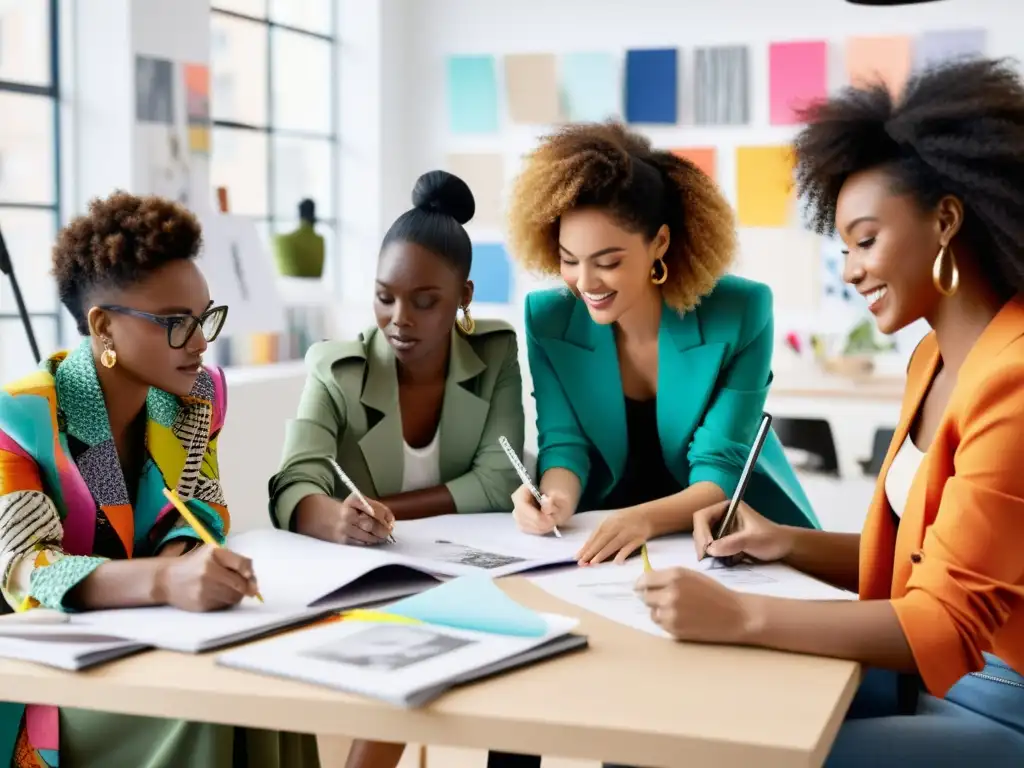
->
<box><xmin>411</xmin><ymin>170</ymin><xmax>476</xmax><ymax>225</ymax></box>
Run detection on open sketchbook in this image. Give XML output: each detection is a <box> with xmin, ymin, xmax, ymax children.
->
<box><xmin>2</xmin><ymin>517</ymin><xmax>586</xmax><ymax>658</ymax></box>
<box><xmin>218</xmin><ymin>576</ymin><xmax>586</xmax><ymax>708</ymax></box>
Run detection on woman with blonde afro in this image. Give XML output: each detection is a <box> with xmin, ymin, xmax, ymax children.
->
<box><xmin>507</xmin><ymin>122</ymin><xmax>818</xmax><ymax>565</ymax></box>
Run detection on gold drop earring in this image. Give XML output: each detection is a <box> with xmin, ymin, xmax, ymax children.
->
<box><xmin>650</xmin><ymin>257</ymin><xmax>668</xmax><ymax>285</ymax></box>
<box><xmin>932</xmin><ymin>244</ymin><xmax>959</xmax><ymax>297</ymax></box>
<box><xmin>100</xmin><ymin>338</ymin><xmax>117</xmax><ymax>368</ymax></box>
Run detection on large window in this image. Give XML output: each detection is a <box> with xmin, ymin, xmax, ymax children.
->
<box><xmin>210</xmin><ymin>0</ymin><xmax>337</xmax><ymax>257</ymax></box>
<box><xmin>0</xmin><ymin>0</ymin><xmax>60</xmax><ymax>379</ymax></box>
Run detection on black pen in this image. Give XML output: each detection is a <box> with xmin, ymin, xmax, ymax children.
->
<box><xmin>705</xmin><ymin>412</ymin><xmax>772</xmax><ymax>565</ymax></box>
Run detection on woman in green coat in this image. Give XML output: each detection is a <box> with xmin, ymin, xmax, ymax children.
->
<box><xmin>269</xmin><ymin>171</ymin><xmax>525</xmax><ymax>768</ymax></box>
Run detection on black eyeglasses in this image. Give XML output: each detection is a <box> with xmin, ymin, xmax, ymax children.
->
<box><xmin>98</xmin><ymin>305</ymin><xmax>229</xmax><ymax>349</ymax></box>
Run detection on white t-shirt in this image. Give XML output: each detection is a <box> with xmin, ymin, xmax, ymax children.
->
<box><xmin>884</xmin><ymin>435</ymin><xmax>925</xmax><ymax>518</ymax></box>
<box><xmin>400</xmin><ymin>429</ymin><xmax>442</xmax><ymax>493</ymax></box>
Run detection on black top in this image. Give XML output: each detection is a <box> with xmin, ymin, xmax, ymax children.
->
<box><xmin>602</xmin><ymin>397</ymin><xmax>683</xmax><ymax>510</ymax></box>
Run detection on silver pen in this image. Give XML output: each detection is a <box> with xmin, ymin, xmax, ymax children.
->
<box><xmin>499</xmin><ymin>436</ymin><xmax>561</xmax><ymax>538</ymax></box>
<box><xmin>326</xmin><ymin>457</ymin><xmax>396</xmax><ymax>544</ymax></box>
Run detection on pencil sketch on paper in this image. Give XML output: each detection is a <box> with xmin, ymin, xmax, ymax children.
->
<box><xmin>427</xmin><ymin>539</ymin><xmax>527</xmax><ymax>570</ymax></box>
<box><xmin>703</xmin><ymin>561</ymin><xmax>777</xmax><ymax>586</ymax></box>
<box><xmin>306</xmin><ymin>624</ymin><xmax>474</xmax><ymax>672</ymax></box>
<box><xmin>575</xmin><ymin>580</ymin><xmax>650</xmax><ymax>617</ymax></box>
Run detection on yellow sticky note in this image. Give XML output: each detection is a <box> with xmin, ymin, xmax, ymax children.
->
<box><xmin>341</xmin><ymin>609</ymin><xmax>423</xmax><ymax>626</ymax></box>
<box><xmin>846</xmin><ymin>36</ymin><xmax>913</xmax><ymax>98</ymax></box>
<box><xmin>736</xmin><ymin>145</ymin><xmax>795</xmax><ymax>227</ymax></box>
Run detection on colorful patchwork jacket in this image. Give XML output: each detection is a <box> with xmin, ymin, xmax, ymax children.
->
<box><xmin>0</xmin><ymin>340</ymin><xmax>229</xmax><ymax>767</ymax></box>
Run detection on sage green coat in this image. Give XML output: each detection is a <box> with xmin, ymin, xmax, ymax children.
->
<box><xmin>270</xmin><ymin>320</ymin><xmax>525</xmax><ymax>529</ymax></box>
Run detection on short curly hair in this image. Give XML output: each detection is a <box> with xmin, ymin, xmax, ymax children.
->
<box><xmin>506</xmin><ymin>122</ymin><xmax>736</xmax><ymax>312</ymax></box>
<box><xmin>53</xmin><ymin>192</ymin><xmax>203</xmax><ymax>335</ymax></box>
<box><xmin>794</xmin><ymin>57</ymin><xmax>1024</xmax><ymax>291</ymax></box>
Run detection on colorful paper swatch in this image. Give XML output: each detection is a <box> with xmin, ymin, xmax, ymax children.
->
<box><xmin>379</xmin><ymin>575</ymin><xmax>549</xmax><ymax>638</ymax></box>
<box><xmin>470</xmin><ymin>242</ymin><xmax>513</xmax><ymax>304</ymax></box>
<box><xmin>769</xmin><ymin>41</ymin><xmax>827</xmax><ymax>125</ymax></box>
<box><xmin>671</xmin><ymin>147</ymin><xmax>717</xmax><ymax>181</ymax></box>
<box><xmin>446</xmin><ymin>55</ymin><xmax>500</xmax><ymax>134</ymax></box>
<box><xmin>183</xmin><ymin>63</ymin><xmax>211</xmax><ymax>154</ymax></box>
<box><xmin>694</xmin><ymin>45</ymin><xmax>750</xmax><ymax>126</ymax></box>
<box><xmin>914</xmin><ymin>29</ymin><xmax>986</xmax><ymax>70</ymax></box>
<box><xmin>625</xmin><ymin>48</ymin><xmax>678</xmax><ymax>124</ymax></box>
<box><xmin>446</xmin><ymin>153</ymin><xmax>505</xmax><ymax>230</ymax></box>
<box><xmin>504</xmin><ymin>53</ymin><xmax>560</xmax><ymax>125</ymax></box>
<box><xmin>736</xmin><ymin>145</ymin><xmax>795</xmax><ymax>228</ymax></box>
<box><xmin>846</xmin><ymin>36</ymin><xmax>913</xmax><ymax>97</ymax></box>
<box><xmin>561</xmin><ymin>52</ymin><xmax>619</xmax><ymax>122</ymax></box>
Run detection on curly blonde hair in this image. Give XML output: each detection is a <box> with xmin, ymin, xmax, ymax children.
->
<box><xmin>506</xmin><ymin>122</ymin><xmax>736</xmax><ymax>312</ymax></box>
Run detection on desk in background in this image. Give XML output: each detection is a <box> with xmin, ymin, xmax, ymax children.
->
<box><xmin>768</xmin><ymin>368</ymin><xmax>905</xmax><ymax>480</ymax></box>
<box><xmin>0</xmin><ymin>579</ymin><xmax>860</xmax><ymax>768</ymax></box>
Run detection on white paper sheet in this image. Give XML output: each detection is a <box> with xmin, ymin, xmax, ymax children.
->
<box><xmin>531</xmin><ymin>537</ymin><xmax>855</xmax><ymax>638</ymax></box>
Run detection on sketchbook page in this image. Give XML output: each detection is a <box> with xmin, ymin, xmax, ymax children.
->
<box><xmin>69</xmin><ymin>602</ymin><xmax>330</xmax><ymax>653</ymax></box>
<box><xmin>0</xmin><ymin>634</ymin><xmax>146</xmax><ymax>671</ymax></box>
<box><xmin>531</xmin><ymin>562</ymin><xmax>669</xmax><ymax>639</ymax></box>
<box><xmin>227</xmin><ymin>528</ymin><xmax>443</xmax><ymax>607</ymax></box>
<box><xmin>217</xmin><ymin>612</ymin><xmax>578</xmax><ymax>708</ymax></box>
<box><xmin>387</xmin><ymin>510</ymin><xmax>616</xmax><ymax>571</ymax></box>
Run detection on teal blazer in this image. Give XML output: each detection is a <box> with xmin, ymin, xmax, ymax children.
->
<box><xmin>525</xmin><ymin>276</ymin><xmax>819</xmax><ymax>529</ymax></box>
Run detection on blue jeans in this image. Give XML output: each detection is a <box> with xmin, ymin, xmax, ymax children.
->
<box><xmin>606</xmin><ymin>654</ymin><xmax>1024</xmax><ymax>767</ymax></box>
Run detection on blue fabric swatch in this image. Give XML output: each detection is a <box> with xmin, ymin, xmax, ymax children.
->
<box><xmin>561</xmin><ymin>52</ymin><xmax>619</xmax><ymax>122</ymax></box>
<box><xmin>625</xmin><ymin>48</ymin><xmax>678</xmax><ymax>124</ymax></box>
<box><xmin>470</xmin><ymin>242</ymin><xmax>512</xmax><ymax>304</ymax></box>
<box><xmin>382</xmin><ymin>575</ymin><xmax>549</xmax><ymax>637</ymax></box>
<box><xmin>446</xmin><ymin>55</ymin><xmax>500</xmax><ymax>134</ymax></box>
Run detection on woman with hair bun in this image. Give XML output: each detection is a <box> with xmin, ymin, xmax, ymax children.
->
<box><xmin>272</xmin><ymin>169</ymin><xmax>524</xmax><ymax>537</ymax></box>
<box><xmin>505</xmin><ymin>122</ymin><xmax>818</xmax><ymax>567</ymax></box>
<box><xmin>612</xmin><ymin>58</ymin><xmax>1024</xmax><ymax>766</ymax></box>
<box><xmin>270</xmin><ymin>171</ymin><xmax>525</xmax><ymax>768</ymax></box>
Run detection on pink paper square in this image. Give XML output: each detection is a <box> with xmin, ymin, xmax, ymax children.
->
<box><xmin>770</xmin><ymin>41</ymin><xmax>828</xmax><ymax>125</ymax></box>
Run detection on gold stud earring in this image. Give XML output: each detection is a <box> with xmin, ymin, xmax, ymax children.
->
<box><xmin>650</xmin><ymin>257</ymin><xmax>668</xmax><ymax>286</ymax></box>
<box><xmin>456</xmin><ymin>305</ymin><xmax>476</xmax><ymax>335</ymax></box>
<box><xmin>932</xmin><ymin>244</ymin><xmax>959</xmax><ymax>297</ymax></box>
<box><xmin>99</xmin><ymin>338</ymin><xmax>117</xmax><ymax>368</ymax></box>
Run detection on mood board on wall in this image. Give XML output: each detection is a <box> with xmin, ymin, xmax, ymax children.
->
<box><xmin>443</xmin><ymin>27</ymin><xmax>986</xmax><ymax>345</ymax></box>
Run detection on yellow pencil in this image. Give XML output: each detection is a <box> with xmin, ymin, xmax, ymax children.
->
<box><xmin>161</xmin><ymin>487</ymin><xmax>263</xmax><ymax>603</ymax></box>
<box><xmin>641</xmin><ymin>543</ymin><xmax>652</xmax><ymax>572</ymax></box>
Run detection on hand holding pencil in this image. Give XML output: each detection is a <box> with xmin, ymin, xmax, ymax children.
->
<box><xmin>327</xmin><ymin>458</ymin><xmax>396</xmax><ymax>546</ymax></box>
<box><xmin>159</xmin><ymin>488</ymin><xmax>263</xmax><ymax>610</ymax></box>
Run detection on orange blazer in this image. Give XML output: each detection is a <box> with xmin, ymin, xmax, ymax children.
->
<box><xmin>860</xmin><ymin>296</ymin><xmax>1024</xmax><ymax>697</ymax></box>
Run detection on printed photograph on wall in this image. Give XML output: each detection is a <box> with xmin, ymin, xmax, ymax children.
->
<box><xmin>135</xmin><ymin>55</ymin><xmax>175</xmax><ymax>124</ymax></box>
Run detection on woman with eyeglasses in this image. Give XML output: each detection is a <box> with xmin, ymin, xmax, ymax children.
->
<box><xmin>0</xmin><ymin>192</ymin><xmax>321</xmax><ymax>767</ymax></box>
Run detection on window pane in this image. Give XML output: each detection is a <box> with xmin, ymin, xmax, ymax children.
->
<box><xmin>0</xmin><ymin>0</ymin><xmax>51</xmax><ymax>86</ymax></box>
<box><xmin>0</xmin><ymin>93</ymin><xmax>55</xmax><ymax>204</ymax></box>
<box><xmin>211</xmin><ymin>15</ymin><xmax>268</xmax><ymax>127</ymax></box>
<box><xmin>0</xmin><ymin>208</ymin><xmax>57</xmax><ymax>313</ymax></box>
<box><xmin>269</xmin><ymin>0</ymin><xmax>332</xmax><ymax>34</ymax></box>
<box><xmin>272</xmin><ymin>137</ymin><xmax>333</xmax><ymax>220</ymax></box>
<box><xmin>212</xmin><ymin>0</ymin><xmax>267</xmax><ymax>18</ymax></box>
<box><xmin>271</xmin><ymin>29</ymin><xmax>332</xmax><ymax>135</ymax></box>
<box><xmin>212</xmin><ymin>128</ymin><xmax>268</xmax><ymax>216</ymax></box>
<box><xmin>0</xmin><ymin>316</ymin><xmax>58</xmax><ymax>381</ymax></box>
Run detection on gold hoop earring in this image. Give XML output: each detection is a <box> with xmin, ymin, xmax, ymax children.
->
<box><xmin>650</xmin><ymin>257</ymin><xmax>668</xmax><ymax>286</ymax></box>
<box><xmin>932</xmin><ymin>245</ymin><xmax>959</xmax><ymax>297</ymax></box>
<box><xmin>457</xmin><ymin>305</ymin><xmax>476</xmax><ymax>335</ymax></box>
<box><xmin>100</xmin><ymin>339</ymin><xmax>117</xmax><ymax>368</ymax></box>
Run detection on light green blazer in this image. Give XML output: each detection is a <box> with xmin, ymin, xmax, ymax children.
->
<box><xmin>525</xmin><ymin>276</ymin><xmax>820</xmax><ymax>529</ymax></box>
<box><xmin>269</xmin><ymin>320</ymin><xmax>525</xmax><ymax>530</ymax></box>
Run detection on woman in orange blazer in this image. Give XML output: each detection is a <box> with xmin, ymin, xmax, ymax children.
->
<box><xmin>613</xmin><ymin>58</ymin><xmax>1024</xmax><ymax>766</ymax></box>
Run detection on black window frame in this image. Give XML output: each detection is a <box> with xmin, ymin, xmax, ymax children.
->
<box><xmin>210</xmin><ymin>2</ymin><xmax>339</xmax><ymax>240</ymax></box>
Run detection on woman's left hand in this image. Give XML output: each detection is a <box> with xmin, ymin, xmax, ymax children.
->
<box><xmin>635</xmin><ymin>567</ymin><xmax>756</xmax><ymax>644</ymax></box>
